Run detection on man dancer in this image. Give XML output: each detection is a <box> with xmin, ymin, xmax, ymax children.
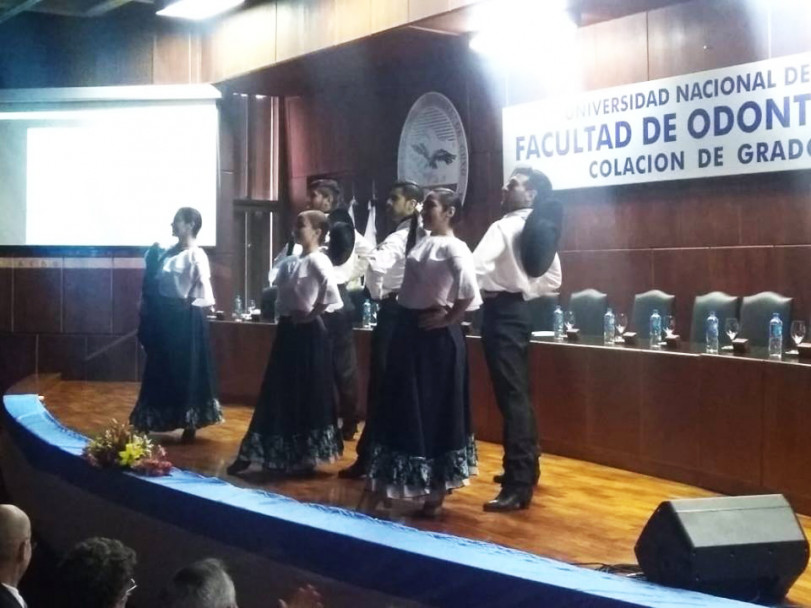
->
<box><xmin>473</xmin><ymin>167</ymin><xmax>562</xmax><ymax>512</ymax></box>
<box><xmin>307</xmin><ymin>179</ymin><xmax>374</xmax><ymax>440</ymax></box>
<box><xmin>339</xmin><ymin>180</ymin><xmax>424</xmax><ymax>478</ymax></box>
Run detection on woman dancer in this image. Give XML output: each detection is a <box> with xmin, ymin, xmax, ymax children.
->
<box><xmin>131</xmin><ymin>207</ymin><xmax>223</xmax><ymax>442</ymax></box>
<box><xmin>228</xmin><ymin>210</ymin><xmax>343</xmax><ymax>475</ymax></box>
<box><xmin>364</xmin><ymin>188</ymin><xmax>480</xmax><ymax>516</ymax></box>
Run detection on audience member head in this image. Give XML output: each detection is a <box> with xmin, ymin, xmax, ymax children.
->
<box><xmin>160</xmin><ymin>558</ymin><xmax>237</xmax><ymax>608</ymax></box>
<box><xmin>501</xmin><ymin>167</ymin><xmax>552</xmax><ymax>212</ymax></box>
<box><xmin>307</xmin><ymin>180</ymin><xmax>342</xmax><ymax>213</ymax></box>
<box><xmin>57</xmin><ymin>537</ymin><xmax>137</xmax><ymax>608</ymax></box>
<box><xmin>0</xmin><ymin>505</ymin><xmax>33</xmax><ymax>587</ymax></box>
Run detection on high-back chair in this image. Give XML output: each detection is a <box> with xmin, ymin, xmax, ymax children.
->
<box><xmin>690</xmin><ymin>292</ymin><xmax>740</xmax><ymax>344</ymax></box>
<box><xmin>739</xmin><ymin>292</ymin><xmax>792</xmax><ymax>348</ymax></box>
<box><xmin>568</xmin><ymin>289</ymin><xmax>608</xmax><ymax>337</ymax></box>
<box><xmin>631</xmin><ymin>290</ymin><xmax>675</xmax><ymax>339</ymax></box>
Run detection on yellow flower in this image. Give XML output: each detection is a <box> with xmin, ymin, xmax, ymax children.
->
<box><xmin>118</xmin><ymin>441</ymin><xmax>146</xmax><ymax>467</ymax></box>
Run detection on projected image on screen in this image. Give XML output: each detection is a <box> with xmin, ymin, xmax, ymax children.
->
<box><xmin>0</xmin><ymin>100</ymin><xmax>218</xmax><ymax>247</ymax></box>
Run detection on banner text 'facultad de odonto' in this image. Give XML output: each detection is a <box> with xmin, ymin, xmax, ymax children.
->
<box><xmin>502</xmin><ymin>52</ymin><xmax>811</xmax><ymax>189</ymax></box>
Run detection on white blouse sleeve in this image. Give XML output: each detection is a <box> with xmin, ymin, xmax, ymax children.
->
<box><xmin>189</xmin><ymin>249</ymin><xmax>216</xmax><ymax>307</ymax></box>
<box><xmin>311</xmin><ymin>253</ymin><xmax>344</xmax><ymax>311</ymax></box>
<box><xmin>450</xmin><ymin>241</ymin><xmax>482</xmax><ymax>311</ymax></box>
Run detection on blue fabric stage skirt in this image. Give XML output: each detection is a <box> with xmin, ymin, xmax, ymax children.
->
<box><xmin>366</xmin><ymin>308</ymin><xmax>477</xmax><ymax>498</ymax></box>
<box><xmin>130</xmin><ymin>296</ymin><xmax>223</xmax><ymax>432</ymax></box>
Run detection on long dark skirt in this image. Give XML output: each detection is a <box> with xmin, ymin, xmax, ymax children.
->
<box><xmin>366</xmin><ymin>308</ymin><xmax>477</xmax><ymax>498</ymax></box>
<box><xmin>130</xmin><ymin>297</ymin><xmax>223</xmax><ymax>432</ymax></box>
<box><xmin>236</xmin><ymin>316</ymin><xmax>343</xmax><ymax>472</ymax></box>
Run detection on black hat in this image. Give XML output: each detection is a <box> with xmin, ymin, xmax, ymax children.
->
<box><xmin>327</xmin><ymin>208</ymin><xmax>356</xmax><ymax>266</ymax></box>
<box><xmin>520</xmin><ymin>199</ymin><xmax>563</xmax><ymax>278</ymax></box>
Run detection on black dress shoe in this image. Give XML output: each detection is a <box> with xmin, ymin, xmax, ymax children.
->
<box><xmin>226</xmin><ymin>459</ymin><xmax>250</xmax><ymax>475</ymax></box>
<box><xmin>337</xmin><ymin>460</ymin><xmax>366</xmax><ymax>479</ymax></box>
<box><xmin>483</xmin><ymin>488</ymin><xmax>532</xmax><ymax>512</ymax></box>
<box><xmin>341</xmin><ymin>422</ymin><xmax>358</xmax><ymax>441</ymax></box>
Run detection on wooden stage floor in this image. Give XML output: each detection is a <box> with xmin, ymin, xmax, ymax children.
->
<box><xmin>35</xmin><ymin>380</ymin><xmax>811</xmax><ymax>607</ymax></box>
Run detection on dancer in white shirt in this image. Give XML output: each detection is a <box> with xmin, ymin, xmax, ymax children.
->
<box><xmin>473</xmin><ymin>167</ymin><xmax>562</xmax><ymax>512</ymax></box>
<box><xmin>364</xmin><ymin>188</ymin><xmax>480</xmax><ymax>517</ymax></box>
<box><xmin>339</xmin><ymin>180</ymin><xmax>425</xmax><ymax>479</ymax></box>
<box><xmin>130</xmin><ymin>207</ymin><xmax>223</xmax><ymax>442</ymax></box>
<box><xmin>228</xmin><ymin>210</ymin><xmax>343</xmax><ymax>475</ymax></box>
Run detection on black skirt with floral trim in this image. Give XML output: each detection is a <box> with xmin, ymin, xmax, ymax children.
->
<box><xmin>366</xmin><ymin>308</ymin><xmax>478</xmax><ymax>498</ymax></box>
<box><xmin>130</xmin><ymin>296</ymin><xmax>223</xmax><ymax>432</ymax></box>
<box><xmin>235</xmin><ymin>316</ymin><xmax>343</xmax><ymax>472</ymax></box>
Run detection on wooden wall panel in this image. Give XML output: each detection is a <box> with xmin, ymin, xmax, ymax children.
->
<box><xmin>336</xmin><ymin>0</ymin><xmax>372</xmax><ymax>44</ymax></box>
<box><xmin>408</xmin><ymin>0</ymin><xmax>451</xmax><ymax>22</ymax></box>
<box><xmin>371</xmin><ymin>0</ymin><xmax>408</xmax><ymax>34</ymax></box>
<box><xmin>648</xmin><ymin>0</ymin><xmax>770</xmax><ymax>80</ymax></box>
<box><xmin>578</xmin><ymin>12</ymin><xmax>648</xmax><ymax>90</ymax></box>
<box><xmin>153</xmin><ymin>23</ymin><xmax>202</xmax><ymax>85</ymax></box>
<box><xmin>276</xmin><ymin>0</ymin><xmax>336</xmax><ymax>64</ymax></box>
<box><xmin>586</xmin><ymin>348</ymin><xmax>642</xmax><ymax>454</ymax></box>
<box><xmin>763</xmin><ymin>362</ymin><xmax>811</xmax><ymax>499</ymax></box>
<box><xmin>698</xmin><ymin>356</ymin><xmax>764</xmax><ymax>485</ymax></box>
<box><xmin>86</xmin><ymin>335</ymin><xmax>139</xmax><ymax>382</ymax></box>
<box><xmin>651</xmin><ymin>248</ymin><xmax>712</xmax><ymax>334</ymax></box>
<box><xmin>63</xmin><ymin>264</ymin><xmax>113</xmax><ymax>335</ymax></box>
<box><xmin>769</xmin><ymin>0</ymin><xmax>811</xmax><ymax>58</ymax></box>
<box><xmin>772</xmin><ymin>246</ymin><xmax>811</xmax><ymax>323</ymax></box>
<box><xmin>0</xmin><ymin>266</ymin><xmax>11</xmax><ymax>333</ymax></box>
<box><xmin>38</xmin><ymin>335</ymin><xmax>87</xmax><ymax>381</ymax></box>
<box><xmin>112</xmin><ymin>262</ymin><xmax>144</xmax><ymax>335</ymax></box>
<box><xmin>0</xmin><ymin>334</ymin><xmax>36</xmax><ymax>395</ymax></box>
<box><xmin>707</xmin><ymin>246</ymin><xmax>775</xmax><ymax>300</ymax></box>
<box><xmin>13</xmin><ymin>262</ymin><xmax>62</xmax><ymax>334</ymax></box>
<box><xmin>202</xmin><ymin>3</ymin><xmax>277</xmax><ymax>84</ymax></box>
<box><xmin>467</xmin><ymin>336</ymin><xmax>500</xmax><ymax>444</ymax></box>
<box><xmin>639</xmin><ymin>351</ymin><xmax>701</xmax><ymax>469</ymax></box>
<box><xmin>534</xmin><ymin>343</ymin><xmax>589</xmax><ymax>447</ymax></box>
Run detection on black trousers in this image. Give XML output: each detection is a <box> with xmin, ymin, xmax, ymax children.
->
<box><xmin>481</xmin><ymin>292</ymin><xmax>540</xmax><ymax>489</ymax></box>
<box><xmin>322</xmin><ymin>285</ymin><xmax>359</xmax><ymax>425</ymax></box>
<box><xmin>354</xmin><ymin>296</ymin><xmax>400</xmax><ymax>465</ymax></box>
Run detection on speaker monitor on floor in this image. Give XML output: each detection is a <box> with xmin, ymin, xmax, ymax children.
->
<box><xmin>635</xmin><ymin>494</ymin><xmax>809</xmax><ymax>604</ymax></box>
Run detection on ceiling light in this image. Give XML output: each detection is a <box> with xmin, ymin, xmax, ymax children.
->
<box><xmin>157</xmin><ymin>0</ymin><xmax>244</xmax><ymax>20</ymax></box>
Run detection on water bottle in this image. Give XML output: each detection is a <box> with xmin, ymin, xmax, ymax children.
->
<box><xmin>553</xmin><ymin>305</ymin><xmax>564</xmax><ymax>341</ymax></box>
<box><xmin>233</xmin><ymin>295</ymin><xmax>243</xmax><ymax>321</ymax></box>
<box><xmin>705</xmin><ymin>311</ymin><xmax>719</xmax><ymax>354</ymax></box>
<box><xmin>649</xmin><ymin>309</ymin><xmax>662</xmax><ymax>348</ymax></box>
<box><xmin>769</xmin><ymin>313</ymin><xmax>783</xmax><ymax>358</ymax></box>
<box><xmin>370</xmin><ymin>302</ymin><xmax>379</xmax><ymax>327</ymax></box>
<box><xmin>362</xmin><ymin>299</ymin><xmax>372</xmax><ymax>329</ymax></box>
<box><xmin>603</xmin><ymin>308</ymin><xmax>615</xmax><ymax>345</ymax></box>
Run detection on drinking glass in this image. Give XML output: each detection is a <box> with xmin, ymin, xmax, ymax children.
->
<box><xmin>615</xmin><ymin>313</ymin><xmax>627</xmax><ymax>342</ymax></box>
<box><xmin>791</xmin><ymin>320</ymin><xmax>806</xmax><ymax>348</ymax></box>
<box><xmin>724</xmin><ymin>317</ymin><xmax>740</xmax><ymax>343</ymax></box>
<box><xmin>565</xmin><ymin>310</ymin><xmax>576</xmax><ymax>331</ymax></box>
<box><xmin>664</xmin><ymin>315</ymin><xmax>676</xmax><ymax>338</ymax></box>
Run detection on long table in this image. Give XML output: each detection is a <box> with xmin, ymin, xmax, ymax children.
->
<box><xmin>210</xmin><ymin>320</ymin><xmax>811</xmax><ymax>515</ymax></box>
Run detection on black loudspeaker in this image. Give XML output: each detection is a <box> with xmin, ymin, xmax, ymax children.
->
<box><xmin>635</xmin><ymin>494</ymin><xmax>809</xmax><ymax>604</ymax></box>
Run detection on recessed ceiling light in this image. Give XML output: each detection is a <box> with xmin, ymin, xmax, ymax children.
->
<box><xmin>157</xmin><ymin>0</ymin><xmax>244</xmax><ymax>21</ymax></box>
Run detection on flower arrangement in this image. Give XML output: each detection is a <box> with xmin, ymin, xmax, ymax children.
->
<box><xmin>82</xmin><ymin>420</ymin><xmax>172</xmax><ymax>476</ymax></box>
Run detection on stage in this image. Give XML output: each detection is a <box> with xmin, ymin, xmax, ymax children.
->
<box><xmin>4</xmin><ymin>375</ymin><xmax>810</xmax><ymax>607</ymax></box>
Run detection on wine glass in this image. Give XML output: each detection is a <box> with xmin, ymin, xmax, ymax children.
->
<box><xmin>565</xmin><ymin>310</ymin><xmax>576</xmax><ymax>331</ymax></box>
<box><xmin>615</xmin><ymin>313</ymin><xmax>627</xmax><ymax>342</ymax></box>
<box><xmin>790</xmin><ymin>320</ymin><xmax>806</xmax><ymax>354</ymax></box>
<box><xmin>724</xmin><ymin>318</ymin><xmax>740</xmax><ymax>344</ymax></box>
<box><xmin>664</xmin><ymin>315</ymin><xmax>676</xmax><ymax>338</ymax></box>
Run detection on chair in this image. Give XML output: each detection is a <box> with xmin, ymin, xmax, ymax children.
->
<box><xmin>739</xmin><ymin>292</ymin><xmax>793</xmax><ymax>348</ymax></box>
<box><xmin>630</xmin><ymin>290</ymin><xmax>675</xmax><ymax>339</ymax></box>
<box><xmin>527</xmin><ymin>293</ymin><xmax>560</xmax><ymax>332</ymax></box>
<box><xmin>567</xmin><ymin>289</ymin><xmax>608</xmax><ymax>337</ymax></box>
<box><xmin>690</xmin><ymin>292</ymin><xmax>740</xmax><ymax>344</ymax></box>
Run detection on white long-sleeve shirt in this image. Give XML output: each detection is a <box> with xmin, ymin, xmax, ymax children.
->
<box><xmin>364</xmin><ymin>217</ymin><xmax>413</xmax><ymax>301</ymax></box>
<box><xmin>157</xmin><ymin>246</ymin><xmax>215</xmax><ymax>307</ymax></box>
<box><xmin>398</xmin><ymin>235</ymin><xmax>482</xmax><ymax>312</ymax></box>
<box><xmin>473</xmin><ymin>208</ymin><xmax>562</xmax><ymax>300</ymax></box>
<box><xmin>274</xmin><ymin>251</ymin><xmax>343</xmax><ymax>316</ymax></box>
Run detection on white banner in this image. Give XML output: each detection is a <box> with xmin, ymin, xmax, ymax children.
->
<box><xmin>502</xmin><ymin>52</ymin><xmax>811</xmax><ymax>189</ymax></box>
